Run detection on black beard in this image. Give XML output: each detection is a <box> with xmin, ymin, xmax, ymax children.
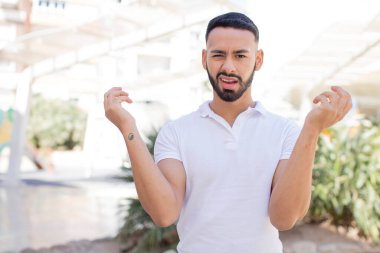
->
<box><xmin>206</xmin><ymin>66</ymin><xmax>255</xmax><ymax>102</ymax></box>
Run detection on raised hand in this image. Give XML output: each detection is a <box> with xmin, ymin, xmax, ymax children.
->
<box><xmin>305</xmin><ymin>86</ymin><xmax>352</xmax><ymax>133</ymax></box>
<box><xmin>104</xmin><ymin>87</ymin><xmax>135</xmax><ymax>131</ymax></box>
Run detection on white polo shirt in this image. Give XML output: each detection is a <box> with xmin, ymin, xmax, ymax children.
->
<box><xmin>154</xmin><ymin>101</ymin><xmax>301</xmax><ymax>253</ymax></box>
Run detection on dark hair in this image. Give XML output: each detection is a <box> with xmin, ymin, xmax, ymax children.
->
<box><xmin>205</xmin><ymin>12</ymin><xmax>259</xmax><ymax>42</ymax></box>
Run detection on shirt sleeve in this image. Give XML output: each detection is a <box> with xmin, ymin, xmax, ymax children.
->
<box><xmin>154</xmin><ymin>121</ymin><xmax>182</xmax><ymax>164</ymax></box>
<box><xmin>279</xmin><ymin>121</ymin><xmax>302</xmax><ymax>160</ymax></box>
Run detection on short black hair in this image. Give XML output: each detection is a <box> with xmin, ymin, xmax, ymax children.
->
<box><xmin>205</xmin><ymin>12</ymin><xmax>259</xmax><ymax>42</ymax></box>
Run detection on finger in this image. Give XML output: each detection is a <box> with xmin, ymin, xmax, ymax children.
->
<box><xmin>105</xmin><ymin>90</ymin><xmax>129</xmax><ymax>103</ymax></box>
<box><xmin>331</xmin><ymin>86</ymin><xmax>350</xmax><ymax>98</ymax></box>
<box><xmin>104</xmin><ymin>91</ymin><xmax>109</xmax><ymax>102</ymax></box>
<box><xmin>313</xmin><ymin>95</ymin><xmax>330</xmax><ymax>106</ymax></box>
<box><xmin>319</xmin><ymin>91</ymin><xmax>339</xmax><ymax>105</ymax></box>
<box><xmin>110</xmin><ymin>95</ymin><xmax>133</xmax><ymax>104</ymax></box>
<box><xmin>331</xmin><ymin>86</ymin><xmax>352</xmax><ymax>117</ymax></box>
<box><xmin>109</xmin><ymin>86</ymin><xmax>122</xmax><ymax>92</ymax></box>
<box><xmin>338</xmin><ymin>96</ymin><xmax>353</xmax><ymax>120</ymax></box>
<box><xmin>104</xmin><ymin>94</ymin><xmax>132</xmax><ymax>112</ymax></box>
<box><xmin>113</xmin><ymin>90</ymin><xmax>129</xmax><ymax>98</ymax></box>
<box><xmin>120</xmin><ymin>96</ymin><xmax>133</xmax><ymax>104</ymax></box>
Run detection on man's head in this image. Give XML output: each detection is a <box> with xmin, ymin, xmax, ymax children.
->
<box><xmin>202</xmin><ymin>12</ymin><xmax>263</xmax><ymax>102</ymax></box>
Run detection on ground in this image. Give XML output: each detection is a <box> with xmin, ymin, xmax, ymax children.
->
<box><xmin>19</xmin><ymin>223</ymin><xmax>380</xmax><ymax>253</ymax></box>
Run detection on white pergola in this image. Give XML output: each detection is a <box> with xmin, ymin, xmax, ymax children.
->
<box><xmin>274</xmin><ymin>13</ymin><xmax>380</xmax><ymax>116</ymax></box>
<box><xmin>2</xmin><ymin>0</ymin><xmax>380</xmax><ymax>185</ymax></box>
<box><xmin>0</xmin><ymin>0</ymin><xmax>246</xmax><ymax>184</ymax></box>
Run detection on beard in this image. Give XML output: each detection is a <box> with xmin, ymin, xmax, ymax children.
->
<box><xmin>206</xmin><ymin>65</ymin><xmax>256</xmax><ymax>102</ymax></box>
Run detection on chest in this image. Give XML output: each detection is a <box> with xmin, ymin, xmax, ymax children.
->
<box><xmin>179</xmin><ymin>119</ymin><xmax>282</xmax><ymax>191</ymax></box>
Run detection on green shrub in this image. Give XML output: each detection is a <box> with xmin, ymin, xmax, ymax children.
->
<box><xmin>308</xmin><ymin>117</ymin><xmax>380</xmax><ymax>242</ymax></box>
<box><xmin>27</xmin><ymin>93</ymin><xmax>87</xmax><ymax>150</ymax></box>
<box><xmin>118</xmin><ymin>198</ymin><xmax>178</xmax><ymax>252</ymax></box>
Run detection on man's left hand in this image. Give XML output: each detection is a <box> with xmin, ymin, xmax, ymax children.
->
<box><xmin>305</xmin><ymin>86</ymin><xmax>352</xmax><ymax>133</ymax></box>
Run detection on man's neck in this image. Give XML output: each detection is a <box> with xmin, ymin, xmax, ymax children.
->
<box><xmin>209</xmin><ymin>94</ymin><xmax>255</xmax><ymax>127</ymax></box>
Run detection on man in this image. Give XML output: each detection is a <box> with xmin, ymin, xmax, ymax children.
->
<box><xmin>104</xmin><ymin>12</ymin><xmax>352</xmax><ymax>253</ymax></box>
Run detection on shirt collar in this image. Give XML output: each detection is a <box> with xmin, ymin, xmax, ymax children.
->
<box><xmin>198</xmin><ymin>100</ymin><xmax>267</xmax><ymax>118</ymax></box>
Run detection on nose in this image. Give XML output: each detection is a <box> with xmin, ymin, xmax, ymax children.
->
<box><xmin>220</xmin><ymin>56</ymin><xmax>237</xmax><ymax>74</ymax></box>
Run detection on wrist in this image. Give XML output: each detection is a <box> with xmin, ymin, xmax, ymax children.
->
<box><xmin>118</xmin><ymin>119</ymin><xmax>137</xmax><ymax>134</ymax></box>
<box><xmin>303</xmin><ymin>120</ymin><xmax>323</xmax><ymax>137</ymax></box>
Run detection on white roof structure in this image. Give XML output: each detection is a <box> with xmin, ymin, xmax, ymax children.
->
<box><xmin>274</xmin><ymin>14</ymin><xmax>380</xmax><ymax>116</ymax></box>
<box><xmin>1</xmin><ymin>0</ymin><xmax>380</xmax><ymax>184</ymax></box>
<box><xmin>0</xmin><ymin>0</ymin><xmax>244</xmax><ymax>89</ymax></box>
<box><xmin>0</xmin><ymin>0</ymin><xmax>247</xmax><ymax>184</ymax></box>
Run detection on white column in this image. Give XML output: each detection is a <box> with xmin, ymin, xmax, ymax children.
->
<box><xmin>5</xmin><ymin>67</ymin><xmax>32</xmax><ymax>185</ymax></box>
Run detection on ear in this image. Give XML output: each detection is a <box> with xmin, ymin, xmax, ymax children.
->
<box><xmin>202</xmin><ymin>49</ymin><xmax>207</xmax><ymax>70</ymax></box>
<box><xmin>254</xmin><ymin>49</ymin><xmax>264</xmax><ymax>71</ymax></box>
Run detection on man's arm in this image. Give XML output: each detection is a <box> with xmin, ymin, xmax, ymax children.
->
<box><xmin>269</xmin><ymin>86</ymin><xmax>352</xmax><ymax>231</ymax></box>
<box><xmin>104</xmin><ymin>87</ymin><xmax>186</xmax><ymax>227</ymax></box>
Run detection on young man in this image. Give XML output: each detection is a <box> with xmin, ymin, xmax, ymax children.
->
<box><xmin>104</xmin><ymin>12</ymin><xmax>352</xmax><ymax>253</ymax></box>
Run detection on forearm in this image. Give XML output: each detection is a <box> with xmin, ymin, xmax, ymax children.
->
<box><xmin>121</xmin><ymin>124</ymin><xmax>178</xmax><ymax>225</ymax></box>
<box><xmin>269</xmin><ymin>86</ymin><xmax>352</xmax><ymax>230</ymax></box>
<box><xmin>269</xmin><ymin>124</ymin><xmax>320</xmax><ymax>230</ymax></box>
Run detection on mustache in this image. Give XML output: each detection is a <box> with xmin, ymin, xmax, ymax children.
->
<box><xmin>216</xmin><ymin>72</ymin><xmax>243</xmax><ymax>82</ymax></box>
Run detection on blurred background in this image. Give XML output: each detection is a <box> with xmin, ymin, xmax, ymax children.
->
<box><xmin>0</xmin><ymin>0</ymin><xmax>380</xmax><ymax>252</ymax></box>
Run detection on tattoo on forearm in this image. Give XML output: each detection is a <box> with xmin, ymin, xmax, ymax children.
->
<box><xmin>128</xmin><ymin>133</ymin><xmax>134</xmax><ymax>141</ymax></box>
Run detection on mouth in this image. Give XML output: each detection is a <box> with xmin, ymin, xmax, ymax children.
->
<box><xmin>219</xmin><ymin>75</ymin><xmax>239</xmax><ymax>90</ymax></box>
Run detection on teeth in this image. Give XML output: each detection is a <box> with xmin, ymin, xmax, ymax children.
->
<box><xmin>221</xmin><ymin>78</ymin><xmax>235</xmax><ymax>83</ymax></box>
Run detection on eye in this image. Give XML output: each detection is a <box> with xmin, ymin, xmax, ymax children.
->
<box><xmin>236</xmin><ymin>54</ymin><xmax>247</xmax><ymax>59</ymax></box>
<box><xmin>211</xmin><ymin>54</ymin><xmax>224</xmax><ymax>58</ymax></box>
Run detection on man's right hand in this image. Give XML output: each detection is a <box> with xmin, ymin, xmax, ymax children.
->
<box><xmin>104</xmin><ymin>87</ymin><xmax>135</xmax><ymax>131</ymax></box>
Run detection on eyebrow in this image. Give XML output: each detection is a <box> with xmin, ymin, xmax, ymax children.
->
<box><xmin>208</xmin><ymin>49</ymin><xmax>251</xmax><ymax>54</ymax></box>
<box><xmin>209</xmin><ymin>50</ymin><xmax>225</xmax><ymax>54</ymax></box>
<box><xmin>234</xmin><ymin>49</ymin><xmax>250</xmax><ymax>54</ymax></box>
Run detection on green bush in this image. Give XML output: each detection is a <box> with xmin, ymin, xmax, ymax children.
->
<box><xmin>27</xmin><ymin>93</ymin><xmax>87</xmax><ymax>150</ymax></box>
<box><xmin>117</xmin><ymin>130</ymin><xmax>179</xmax><ymax>253</ymax></box>
<box><xmin>118</xmin><ymin>198</ymin><xmax>178</xmax><ymax>252</ymax></box>
<box><xmin>308</xmin><ymin>117</ymin><xmax>380</xmax><ymax>242</ymax></box>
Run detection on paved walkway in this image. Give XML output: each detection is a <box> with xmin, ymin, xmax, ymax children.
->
<box><xmin>0</xmin><ymin>151</ymin><xmax>136</xmax><ymax>253</ymax></box>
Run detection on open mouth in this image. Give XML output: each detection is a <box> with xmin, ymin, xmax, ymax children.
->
<box><xmin>219</xmin><ymin>76</ymin><xmax>239</xmax><ymax>90</ymax></box>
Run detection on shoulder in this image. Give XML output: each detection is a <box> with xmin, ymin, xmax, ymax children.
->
<box><xmin>161</xmin><ymin>105</ymin><xmax>204</xmax><ymax>129</ymax></box>
<box><xmin>254</xmin><ymin>102</ymin><xmax>301</xmax><ymax>135</ymax></box>
<box><xmin>256</xmin><ymin>102</ymin><xmax>299</xmax><ymax>125</ymax></box>
<box><xmin>159</xmin><ymin>110</ymin><xmax>200</xmax><ymax>135</ymax></box>
<box><xmin>267</xmin><ymin>111</ymin><xmax>298</xmax><ymax>127</ymax></box>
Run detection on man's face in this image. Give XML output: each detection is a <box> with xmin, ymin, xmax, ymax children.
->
<box><xmin>206</xmin><ymin>62</ymin><xmax>255</xmax><ymax>102</ymax></box>
<box><xmin>202</xmin><ymin>27</ymin><xmax>263</xmax><ymax>102</ymax></box>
